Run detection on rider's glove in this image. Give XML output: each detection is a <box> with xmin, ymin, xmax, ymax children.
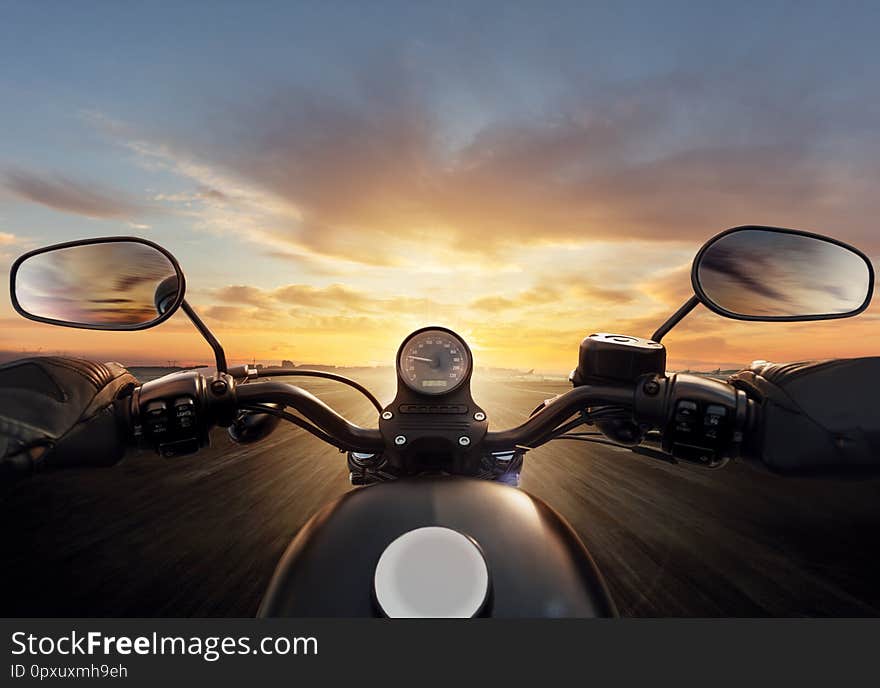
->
<box><xmin>0</xmin><ymin>357</ymin><xmax>138</xmax><ymax>480</ymax></box>
<box><xmin>727</xmin><ymin>357</ymin><xmax>880</xmax><ymax>476</ymax></box>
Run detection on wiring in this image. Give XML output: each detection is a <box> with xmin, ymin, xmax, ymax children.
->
<box><xmin>524</xmin><ymin>406</ymin><xmax>630</xmax><ymax>449</ymax></box>
<box><xmin>237</xmin><ymin>404</ymin><xmax>346</xmax><ymax>450</ymax></box>
<box><xmin>240</xmin><ymin>369</ymin><xmax>383</xmax><ymax>414</ymax></box>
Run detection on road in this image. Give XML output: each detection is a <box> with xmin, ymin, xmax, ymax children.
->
<box><xmin>2</xmin><ymin>374</ymin><xmax>880</xmax><ymax>617</ymax></box>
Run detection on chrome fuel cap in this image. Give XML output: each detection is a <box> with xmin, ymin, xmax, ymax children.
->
<box><xmin>373</xmin><ymin>527</ymin><xmax>490</xmax><ymax>618</ymax></box>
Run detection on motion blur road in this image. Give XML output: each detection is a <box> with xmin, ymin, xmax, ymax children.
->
<box><xmin>2</xmin><ymin>372</ymin><xmax>880</xmax><ymax>617</ymax></box>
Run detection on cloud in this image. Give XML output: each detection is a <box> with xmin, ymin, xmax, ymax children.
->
<box><xmin>3</xmin><ymin>169</ymin><xmax>149</xmax><ymax>220</ymax></box>
<box><xmin>93</xmin><ymin>65</ymin><xmax>880</xmax><ymax>268</ymax></box>
<box><xmin>470</xmin><ymin>286</ymin><xmax>559</xmax><ymax>311</ymax></box>
<box><xmin>273</xmin><ymin>283</ymin><xmax>374</xmax><ymax>311</ymax></box>
<box><xmin>470</xmin><ymin>281</ymin><xmax>633</xmax><ymax>312</ymax></box>
<box><xmin>211</xmin><ymin>285</ymin><xmax>268</xmax><ymax>307</ymax></box>
<box><xmin>203</xmin><ymin>305</ymin><xmax>250</xmax><ymax>322</ymax></box>
<box><xmin>0</xmin><ymin>232</ymin><xmax>17</xmax><ymax>245</ymax></box>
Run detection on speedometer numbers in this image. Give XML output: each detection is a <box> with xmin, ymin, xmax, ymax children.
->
<box><xmin>398</xmin><ymin>329</ymin><xmax>472</xmax><ymax>396</ymax></box>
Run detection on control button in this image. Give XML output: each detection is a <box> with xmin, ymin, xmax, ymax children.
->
<box><xmin>210</xmin><ymin>379</ymin><xmax>228</xmax><ymax>395</ymax></box>
<box><xmin>675</xmin><ymin>400</ymin><xmax>698</xmax><ymax>422</ymax></box>
<box><xmin>704</xmin><ymin>404</ymin><xmax>727</xmax><ymax>428</ymax></box>
<box><xmin>145</xmin><ymin>400</ymin><xmax>167</xmax><ymax>417</ymax></box>
<box><xmin>174</xmin><ymin>397</ymin><xmax>195</xmax><ymax>430</ymax></box>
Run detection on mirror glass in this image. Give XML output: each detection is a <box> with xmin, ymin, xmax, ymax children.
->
<box><xmin>694</xmin><ymin>228</ymin><xmax>872</xmax><ymax>320</ymax></box>
<box><xmin>13</xmin><ymin>240</ymin><xmax>182</xmax><ymax>328</ymax></box>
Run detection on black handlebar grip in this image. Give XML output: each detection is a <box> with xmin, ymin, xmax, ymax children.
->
<box><xmin>41</xmin><ymin>400</ymin><xmax>132</xmax><ymax>469</ymax></box>
<box><xmin>729</xmin><ymin>357</ymin><xmax>880</xmax><ymax>477</ymax></box>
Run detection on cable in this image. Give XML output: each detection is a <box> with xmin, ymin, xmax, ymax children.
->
<box><xmin>241</xmin><ymin>369</ymin><xmax>383</xmax><ymax>413</ymax></box>
<box><xmin>524</xmin><ymin>406</ymin><xmax>630</xmax><ymax>449</ymax></box>
<box><xmin>237</xmin><ymin>404</ymin><xmax>346</xmax><ymax>450</ymax></box>
<box><xmin>551</xmin><ymin>435</ymin><xmax>625</xmax><ymax>447</ymax></box>
<box><xmin>551</xmin><ymin>435</ymin><xmax>677</xmax><ymax>464</ymax></box>
<box><xmin>550</xmin><ymin>407</ymin><xmax>629</xmax><ymax>437</ymax></box>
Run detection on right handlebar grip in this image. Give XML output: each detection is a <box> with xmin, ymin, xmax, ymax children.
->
<box><xmin>729</xmin><ymin>357</ymin><xmax>880</xmax><ymax>477</ymax></box>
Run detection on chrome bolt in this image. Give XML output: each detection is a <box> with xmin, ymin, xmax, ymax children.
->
<box><xmin>458</xmin><ymin>436</ymin><xmax>471</xmax><ymax>446</ymax></box>
<box><xmin>394</xmin><ymin>435</ymin><xmax>407</xmax><ymax>446</ymax></box>
<box><xmin>381</xmin><ymin>411</ymin><xmax>393</xmax><ymax>420</ymax></box>
<box><xmin>474</xmin><ymin>412</ymin><xmax>486</xmax><ymax>421</ymax></box>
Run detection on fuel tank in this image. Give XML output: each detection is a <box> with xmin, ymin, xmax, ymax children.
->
<box><xmin>258</xmin><ymin>476</ymin><xmax>616</xmax><ymax>617</ymax></box>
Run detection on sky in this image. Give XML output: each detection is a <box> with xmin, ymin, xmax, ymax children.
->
<box><xmin>0</xmin><ymin>0</ymin><xmax>878</xmax><ymax>372</ymax></box>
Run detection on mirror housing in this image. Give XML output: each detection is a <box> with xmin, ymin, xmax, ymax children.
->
<box><xmin>652</xmin><ymin>226</ymin><xmax>874</xmax><ymax>342</ymax></box>
<box><xmin>10</xmin><ymin>236</ymin><xmax>186</xmax><ymax>330</ymax></box>
<box><xmin>691</xmin><ymin>226</ymin><xmax>874</xmax><ymax>322</ymax></box>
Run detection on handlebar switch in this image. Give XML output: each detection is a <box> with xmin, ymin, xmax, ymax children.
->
<box><xmin>144</xmin><ymin>400</ymin><xmax>169</xmax><ymax>438</ymax></box>
<box><xmin>174</xmin><ymin>397</ymin><xmax>197</xmax><ymax>429</ymax></box>
<box><xmin>131</xmin><ymin>371</ymin><xmax>211</xmax><ymax>457</ymax></box>
<box><xmin>659</xmin><ymin>373</ymin><xmax>750</xmax><ymax>467</ymax></box>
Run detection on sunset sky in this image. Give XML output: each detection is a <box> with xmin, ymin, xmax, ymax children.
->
<box><xmin>1</xmin><ymin>1</ymin><xmax>878</xmax><ymax>372</ymax></box>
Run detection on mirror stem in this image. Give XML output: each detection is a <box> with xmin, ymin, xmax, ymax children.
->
<box><xmin>651</xmin><ymin>295</ymin><xmax>700</xmax><ymax>343</ymax></box>
<box><xmin>181</xmin><ymin>300</ymin><xmax>228</xmax><ymax>374</ymax></box>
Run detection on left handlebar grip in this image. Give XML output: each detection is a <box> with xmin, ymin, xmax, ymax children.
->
<box><xmin>48</xmin><ymin>402</ymin><xmax>131</xmax><ymax>468</ymax></box>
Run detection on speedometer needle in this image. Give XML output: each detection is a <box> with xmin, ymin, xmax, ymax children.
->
<box><xmin>407</xmin><ymin>355</ymin><xmax>434</xmax><ymax>363</ymax></box>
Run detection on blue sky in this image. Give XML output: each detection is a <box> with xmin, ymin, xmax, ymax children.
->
<box><xmin>1</xmin><ymin>1</ymin><xmax>878</xmax><ymax>368</ymax></box>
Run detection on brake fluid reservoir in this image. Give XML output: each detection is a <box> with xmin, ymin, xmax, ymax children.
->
<box><xmin>570</xmin><ymin>333</ymin><xmax>666</xmax><ymax>386</ymax></box>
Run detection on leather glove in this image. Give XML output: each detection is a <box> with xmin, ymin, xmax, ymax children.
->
<box><xmin>728</xmin><ymin>358</ymin><xmax>880</xmax><ymax>476</ymax></box>
<box><xmin>0</xmin><ymin>357</ymin><xmax>138</xmax><ymax>480</ymax></box>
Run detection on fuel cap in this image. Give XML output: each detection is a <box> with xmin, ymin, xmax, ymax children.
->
<box><xmin>373</xmin><ymin>527</ymin><xmax>490</xmax><ymax>618</ymax></box>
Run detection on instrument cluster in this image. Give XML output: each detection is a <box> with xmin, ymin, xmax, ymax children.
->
<box><xmin>397</xmin><ymin>328</ymin><xmax>473</xmax><ymax>396</ymax></box>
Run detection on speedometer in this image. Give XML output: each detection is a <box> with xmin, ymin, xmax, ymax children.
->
<box><xmin>398</xmin><ymin>328</ymin><xmax>472</xmax><ymax>396</ymax></box>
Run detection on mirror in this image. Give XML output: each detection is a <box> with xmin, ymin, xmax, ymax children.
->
<box><xmin>11</xmin><ymin>238</ymin><xmax>185</xmax><ymax>330</ymax></box>
<box><xmin>693</xmin><ymin>226</ymin><xmax>874</xmax><ymax>321</ymax></box>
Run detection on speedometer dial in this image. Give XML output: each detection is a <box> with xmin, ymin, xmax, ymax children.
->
<box><xmin>398</xmin><ymin>328</ymin><xmax>472</xmax><ymax>396</ymax></box>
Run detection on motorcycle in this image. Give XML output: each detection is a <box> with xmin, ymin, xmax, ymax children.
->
<box><xmin>6</xmin><ymin>225</ymin><xmax>877</xmax><ymax>617</ymax></box>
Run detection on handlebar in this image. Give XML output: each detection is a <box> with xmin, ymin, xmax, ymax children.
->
<box><xmin>128</xmin><ymin>369</ymin><xmax>754</xmax><ymax>472</ymax></box>
<box><xmin>234</xmin><ymin>382</ymin><xmax>383</xmax><ymax>453</ymax></box>
<box><xmin>483</xmin><ymin>384</ymin><xmax>636</xmax><ymax>451</ymax></box>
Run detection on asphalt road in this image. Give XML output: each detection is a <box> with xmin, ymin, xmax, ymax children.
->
<box><xmin>2</xmin><ymin>374</ymin><xmax>880</xmax><ymax>617</ymax></box>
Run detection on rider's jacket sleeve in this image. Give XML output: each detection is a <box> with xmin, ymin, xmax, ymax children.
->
<box><xmin>0</xmin><ymin>357</ymin><xmax>138</xmax><ymax>471</ymax></box>
<box><xmin>727</xmin><ymin>357</ymin><xmax>880</xmax><ymax>476</ymax></box>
